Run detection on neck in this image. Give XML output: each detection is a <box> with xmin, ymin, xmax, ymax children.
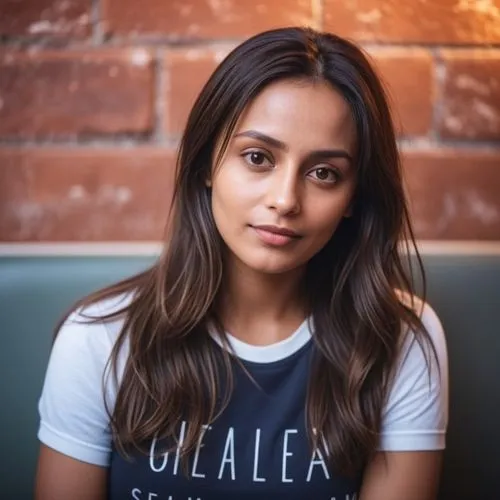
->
<box><xmin>218</xmin><ymin>257</ymin><xmax>308</xmax><ymax>345</ymax></box>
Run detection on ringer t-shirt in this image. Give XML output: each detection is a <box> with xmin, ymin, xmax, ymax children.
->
<box><xmin>38</xmin><ymin>293</ymin><xmax>448</xmax><ymax>499</ymax></box>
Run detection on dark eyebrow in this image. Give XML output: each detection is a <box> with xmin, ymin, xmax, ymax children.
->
<box><xmin>234</xmin><ymin>130</ymin><xmax>353</xmax><ymax>164</ymax></box>
<box><xmin>309</xmin><ymin>149</ymin><xmax>353</xmax><ymax>164</ymax></box>
<box><xmin>234</xmin><ymin>130</ymin><xmax>287</xmax><ymax>150</ymax></box>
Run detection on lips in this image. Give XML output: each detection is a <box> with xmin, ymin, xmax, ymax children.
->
<box><xmin>250</xmin><ymin>224</ymin><xmax>302</xmax><ymax>247</ymax></box>
<box><xmin>251</xmin><ymin>225</ymin><xmax>301</xmax><ymax>238</ymax></box>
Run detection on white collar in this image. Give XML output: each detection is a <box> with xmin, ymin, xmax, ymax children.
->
<box><xmin>210</xmin><ymin>318</ymin><xmax>313</xmax><ymax>363</ymax></box>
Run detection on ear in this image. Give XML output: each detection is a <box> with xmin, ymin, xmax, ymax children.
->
<box><xmin>343</xmin><ymin>204</ymin><xmax>353</xmax><ymax>218</ymax></box>
<box><xmin>205</xmin><ymin>165</ymin><xmax>214</xmax><ymax>188</ymax></box>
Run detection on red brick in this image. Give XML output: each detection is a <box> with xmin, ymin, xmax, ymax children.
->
<box><xmin>0</xmin><ymin>148</ymin><xmax>177</xmax><ymax>241</ymax></box>
<box><xmin>403</xmin><ymin>149</ymin><xmax>500</xmax><ymax>240</ymax></box>
<box><xmin>103</xmin><ymin>0</ymin><xmax>313</xmax><ymax>39</ymax></box>
<box><xmin>164</xmin><ymin>48</ymin><xmax>225</xmax><ymax>135</ymax></box>
<box><xmin>0</xmin><ymin>49</ymin><xmax>155</xmax><ymax>138</ymax></box>
<box><xmin>370</xmin><ymin>49</ymin><xmax>434</xmax><ymax>137</ymax></box>
<box><xmin>0</xmin><ymin>0</ymin><xmax>91</xmax><ymax>38</ymax></box>
<box><xmin>324</xmin><ymin>0</ymin><xmax>500</xmax><ymax>44</ymax></box>
<box><xmin>439</xmin><ymin>50</ymin><xmax>500</xmax><ymax>140</ymax></box>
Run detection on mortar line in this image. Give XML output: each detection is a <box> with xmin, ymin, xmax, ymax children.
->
<box><xmin>312</xmin><ymin>0</ymin><xmax>323</xmax><ymax>30</ymax></box>
<box><xmin>91</xmin><ymin>0</ymin><xmax>105</xmax><ymax>45</ymax></box>
<box><xmin>430</xmin><ymin>47</ymin><xmax>446</xmax><ymax>144</ymax></box>
<box><xmin>154</xmin><ymin>47</ymin><xmax>168</xmax><ymax>144</ymax></box>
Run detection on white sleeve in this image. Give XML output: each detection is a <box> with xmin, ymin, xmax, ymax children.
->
<box><xmin>378</xmin><ymin>300</ymin><xmax>449</xmax><ymax>451</ymax></box>
<box><xmin>37</xmin><ymin>307</ymin><xmax>119</xmax><ymax>466</ymax></box>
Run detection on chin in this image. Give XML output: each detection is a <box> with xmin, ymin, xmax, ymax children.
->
<box><xmin>238</xmin><ymin>253</ymin><xmax>306</xmax><ymax>276</ymax></box>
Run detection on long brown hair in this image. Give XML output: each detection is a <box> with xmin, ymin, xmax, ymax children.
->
<box><xmin>64</xmin><ymin>27</ymin><xmax>432</xmax><ymax>476</ymax></box>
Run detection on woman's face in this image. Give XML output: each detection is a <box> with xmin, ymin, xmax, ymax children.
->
<box><xmin>210</xmin><ymin>78</ymin><xmax>357</xmax><ymax>276</ymax></box>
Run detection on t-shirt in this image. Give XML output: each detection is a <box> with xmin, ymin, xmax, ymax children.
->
<box><xmin>38</xmin><ymin>293</ymin><xmax>448</xmax><ymax>500</ymax></box>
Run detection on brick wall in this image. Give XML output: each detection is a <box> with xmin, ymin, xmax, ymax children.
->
<box><xmin>0</xmin><ymin>0</ymin><xmax>499</xmax><ymax>242</ymax></box>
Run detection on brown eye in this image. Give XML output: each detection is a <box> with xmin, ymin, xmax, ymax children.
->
<box><xmin>250</xmin><ymin>152</ymin><xmax>265</xmax><ymax>165</ymax></box>
<box><xmin>316</xmin><ymin>168</ymin><xmax>330</xmax><ymax>180</ymax></box>
<box><xmin>309</xmin><ymin>166</ymin><xmax>339</xmax><ymax>184</ymax></box>
<box><xmin>242</xmin><ymin>151</ymin><xmax>272</xmax><ymax>167</ymax></box>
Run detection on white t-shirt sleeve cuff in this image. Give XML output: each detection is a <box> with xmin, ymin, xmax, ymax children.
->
<box><xmin>38</xmin><ymin>420</ymin><xmax>111</xmax><ymax>467</ymax></box>
<box><xmin>379</xmin><ymin>430</ymin><xmax>446</xmax><ymax>451</ymax></box>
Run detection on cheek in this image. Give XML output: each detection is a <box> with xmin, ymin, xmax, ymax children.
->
<box><xmin>301</xmin><ymin>194</ymin><xmax>354</xmax><ymax>250</ymax></box>
<box><xmin>309</xmin><ymin>192</ymin><xmax>353</xmax><ymax>229</ymax></box>
<box><xmin>211</xmin><ymin>180</ymin><xmax>247</xmax><ymax>237</ymax></box>
<box><xmin>211</xmin><ymin>162</ymin><xmax>259</xmax><ymax>221</ymax></box>
<box><xmin>308</xmin><ymin>218</ymin><xmax>342</xmax><ymax>252</ymax></box>
<box><xmin>212</xmin><ymin>182</ymin><xmax>243</xmax><ymax>219</ymax></box>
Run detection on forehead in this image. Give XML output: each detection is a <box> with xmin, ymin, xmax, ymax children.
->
<box><xmin>234</xmin><ymin>79</ymin><xmax>356</xmax><ymax>153</ymax></box>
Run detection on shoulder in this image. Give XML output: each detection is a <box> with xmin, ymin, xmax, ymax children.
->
<box><xmin>55</xmin><ymin>292</ymin><xmax>132</xmax><ymax>364</ymax></box>
<box><xmin>48</xmin><ymin>291</ymin><xmax>134</xmax><ymax>403</ymax></box>
<box><xmin>396</xmin><ymin>291</ymin><xmax>447</xmax><ymax>374</ymax></box>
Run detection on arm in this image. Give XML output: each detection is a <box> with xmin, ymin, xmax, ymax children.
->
<box><xmin>35</xmin><ymin>445</ymin><xmax>108</xmax><ymax>500</ymax></box>
<box><xmin>360</xmin><ymin>450</ymin><xmax>442</xmax><ymax>500</ymax></box>
<box><xmin>360</xmin><ymin>299</ymin><xmax>448</xmax><ymax>499</ymax></box>
<box><xmin>35</xmin><ymin>303</ymin><xmax>121</xmax><ymax>498</ymax></box>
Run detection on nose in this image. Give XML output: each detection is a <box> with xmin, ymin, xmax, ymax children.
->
<box><xmin>266</xmin><ymin>165</ymin><xmax>301</xmax><ymax>216</ymax></box>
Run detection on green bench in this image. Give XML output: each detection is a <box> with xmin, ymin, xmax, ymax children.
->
<box><xmin>1</xmin><ymin>251</ymin><xmax>499</xmax><ymax>499</ymax></box>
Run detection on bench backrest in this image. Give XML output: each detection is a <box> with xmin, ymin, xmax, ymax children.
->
<box><xmin>1</xmin><ymin>252</ymin><xmax>499</xmax><ymax>498</ymax></box>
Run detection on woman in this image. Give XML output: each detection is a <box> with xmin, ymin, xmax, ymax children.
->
<box><xmin>35</xmin><ymin>27</ymin><xmax>448</xmax><ymax>500</ymax></box>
